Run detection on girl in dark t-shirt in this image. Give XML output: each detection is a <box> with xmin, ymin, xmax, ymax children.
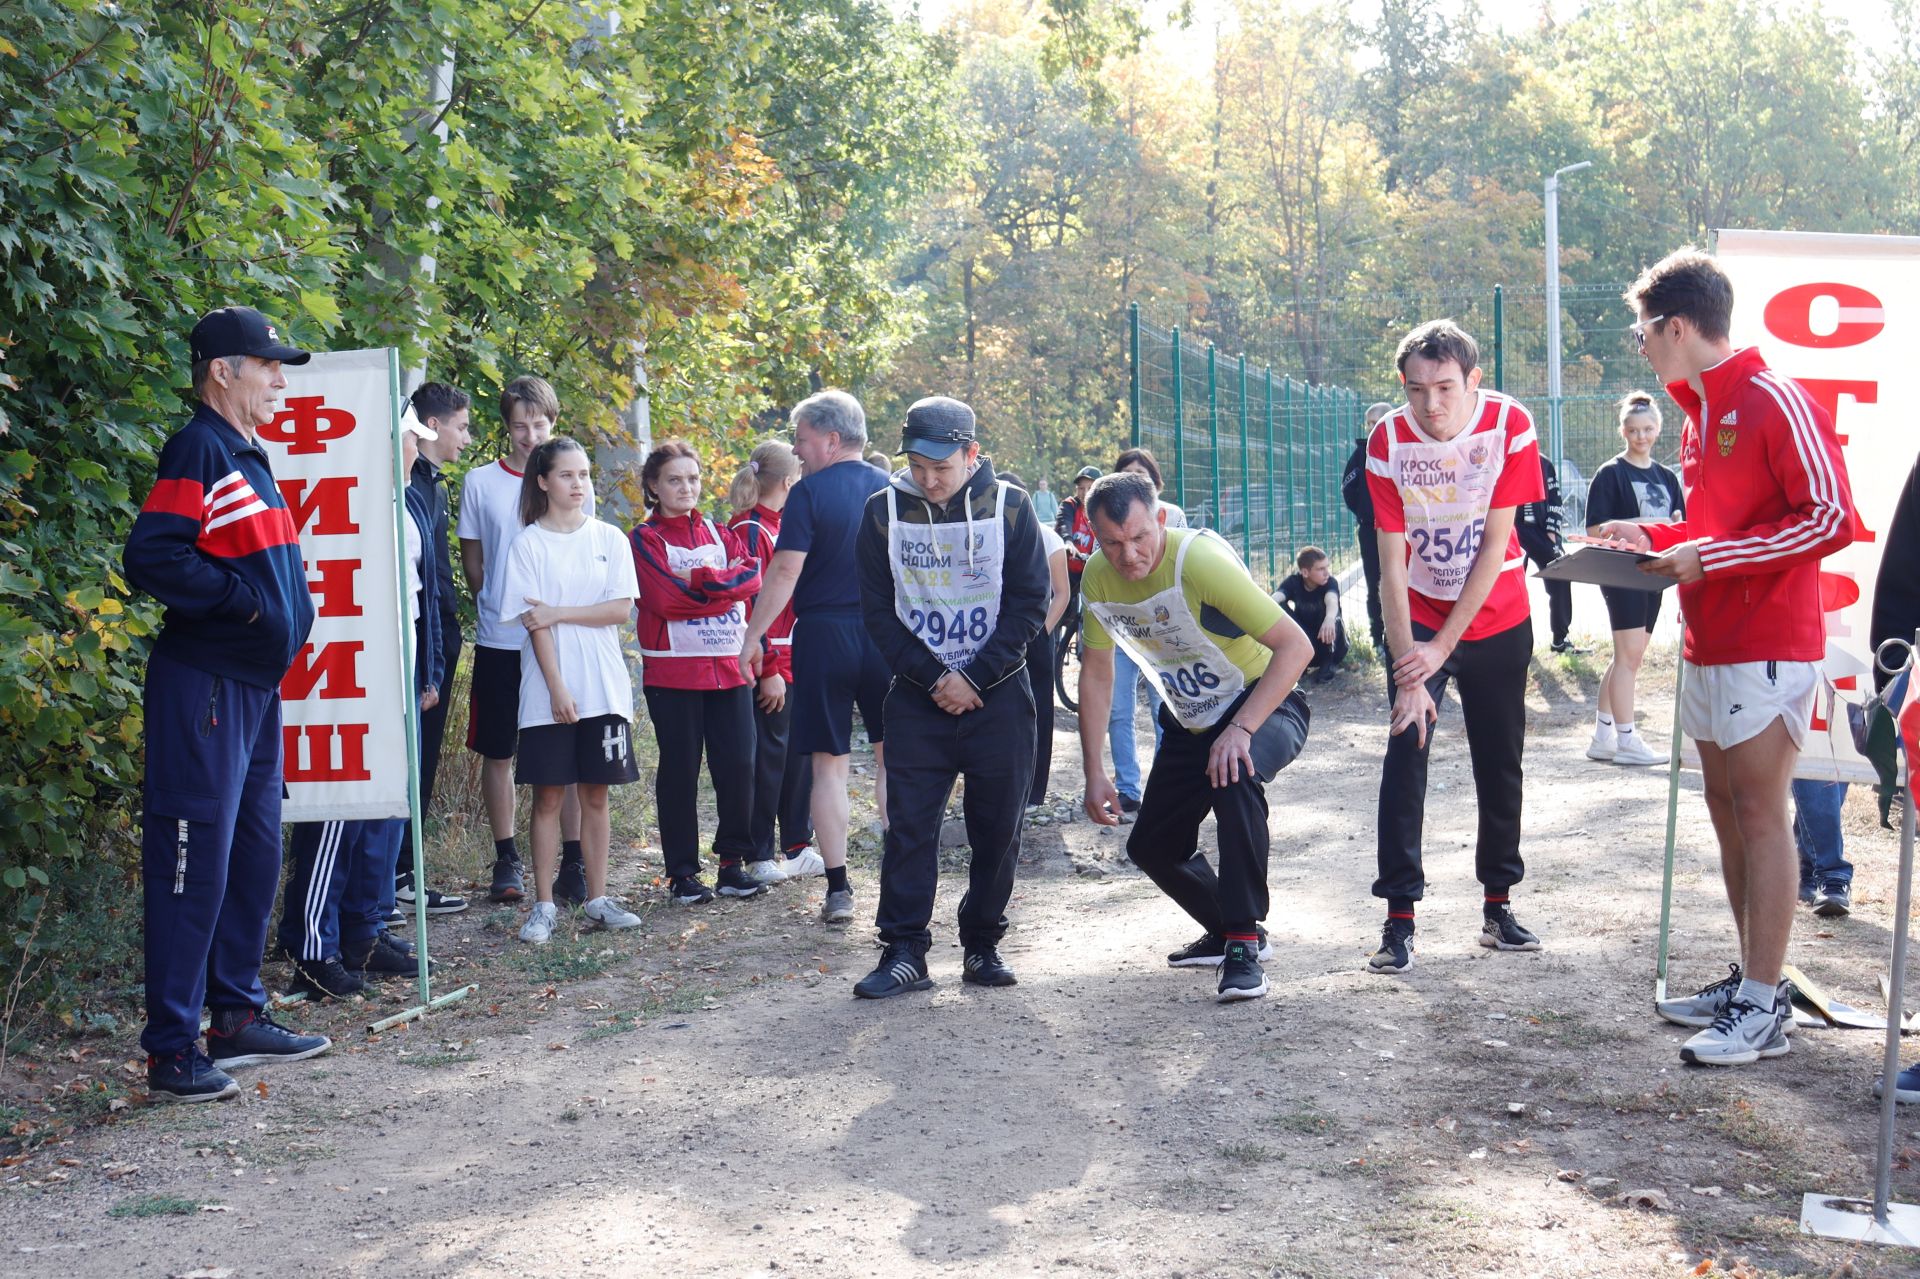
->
<box><xmin>1583</xmin><ymin>392</ymin><xmax>1684</xmax><ymax>766</ymax></box>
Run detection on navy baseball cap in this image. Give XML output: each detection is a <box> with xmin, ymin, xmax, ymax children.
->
<box><xmin>1075</xmin><ymin>465</ymin><xmax>1101</xmax><ymax>482</ymax></box>
<box><xmin>901</xmin><ymin>396</ymin><xmax>976</xmax><ymax>460</ymax></box>
<box><xmin>189</xmin><ymin>306</ymin><xmax>311</xmax><ymax>365</ymax></box>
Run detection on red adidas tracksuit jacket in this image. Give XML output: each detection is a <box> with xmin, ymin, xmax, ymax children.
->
<box><xmin>726</xmin><ymin>505</ymin><xmax>796</xmax><ymax>681</ymax></box>
<box><xmin>1642</xmin><ymin>347</ymin><xmax>1855</xmax><ymax>667</ymax></box>
<box><xmin>630</xmin><ymin>511</ymin><xmax>762</xmax><ymax>691</ymax></box>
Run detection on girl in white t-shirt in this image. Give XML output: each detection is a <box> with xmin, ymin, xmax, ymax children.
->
<box><xmin>496</xmin><ymin>438</ymin><xmax>643</xmax><ymax>945</ymax></box>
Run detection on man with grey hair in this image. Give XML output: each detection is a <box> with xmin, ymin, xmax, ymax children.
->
<box><xmin>123</xmin><ymin>305</ymin><xmax>332</xmax><ymax>1101</ymax></box>
<box><xmin>739</xmin><ymin>390</ymin><xmax>891</xmax><ymax>924</ymax></box>
<box><xmin>1341</xmin><ymin>401</ymin><xmax>1395</xmax><ymax>655</ymax></box>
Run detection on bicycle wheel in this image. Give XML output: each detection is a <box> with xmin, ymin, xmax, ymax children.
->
<box><xmin>1054</xmin><ymin>619</ymin><xmax>1080</xmax><ymax>713</ymax></box>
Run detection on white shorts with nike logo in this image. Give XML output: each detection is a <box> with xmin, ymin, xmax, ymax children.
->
<box><xmin>1678</xmin><ymin>659</ymin><xmax>1819</xmax><ymax>751</ymax></box>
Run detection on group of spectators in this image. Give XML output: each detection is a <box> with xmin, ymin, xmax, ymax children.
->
<box><xmin>125</xmin><ymin>241</ymin><xmax>1920</xmax><ymax>1103</ymax></box>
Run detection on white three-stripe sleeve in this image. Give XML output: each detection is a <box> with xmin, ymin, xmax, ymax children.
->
<box><xmin>1697</xmin><ymin>374</ymin><xmax>1848</xmax><ymax>573</ymax></box>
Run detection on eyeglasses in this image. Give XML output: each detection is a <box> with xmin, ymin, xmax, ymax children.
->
<box><xmin>1630</xmin><ymin>315</ymin><xmax>1667</xmax><ymax>352</ymax></box>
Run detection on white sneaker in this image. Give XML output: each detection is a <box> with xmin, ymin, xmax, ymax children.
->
<box><xmin>1680</xmin><ymin>984</ymin><xmax>1793</xmax><ymax>1066</ymax></box>
<box><xmin>743</xmin><ymin>859</ymin><xmax>790</xmax><ymax>886</ymax></box>
<box><xmin>1655</xmin><ymin>963</ymin><xmax>1742</xmax><ymax>1028</ymax></box>
<box><xmin>1612</xmin><ymin>734</ymin><xmax>1665</xmax><ymax>766</ymax></box>
<box><xmin>583</xmin><ymin>895</ymin><xmax>641</xmax><ymax>930</ymax></box>
<box><xmin>782</xmin><ymin>847</ymin><xmax>826</xmax><ymax>878</ymax></box>
<box><xmin>519</xmin><ymin>901</ymin><xmax>559</xmax><ymax>945</ymax></box>
<box><xmin>1585</xmin><ymin>730</ymin><xmax>1616</xmax><ymax>761</ymax></box>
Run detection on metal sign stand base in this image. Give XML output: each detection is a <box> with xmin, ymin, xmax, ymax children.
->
<box><xmin>1799</xmin><ymin>1194</ymin><xmax>1920</xmax><ymax>1246</ymax></box>
<box><xmin>1801</xmin><ymin>634</ymin><xmax>1919</xmax><ymax>1248</ymax></box>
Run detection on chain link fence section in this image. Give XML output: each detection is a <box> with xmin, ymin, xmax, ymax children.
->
<box><xmin>1157</xmin><ymin>283</ymin><xmax>1673</xmax><ymax>541</ymax></box>
<box><xmin>1130</xmin><ymin>305</ymin><xmax>1367</xmax><ymax>589</ymax></box>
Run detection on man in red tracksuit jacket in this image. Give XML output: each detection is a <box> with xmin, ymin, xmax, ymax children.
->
<box><xmin>1599</xmin><ymin>249</ymin><xmax>1855</xmax><ymax>1069</ymax></box>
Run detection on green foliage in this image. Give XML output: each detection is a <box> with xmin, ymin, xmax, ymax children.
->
<box><xmin>0</xmin><ymin>0</ymin><xmax>959</xmax><ymax>1020</ymax></box>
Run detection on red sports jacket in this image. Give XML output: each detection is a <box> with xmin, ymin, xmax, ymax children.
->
<box><xmin>630</xmin><ymin>511</ymin><xmax>762</xmax><ymax>691</ymax></box>
<box><xmin>1643</xmin><ymin>347</ymin><xmax>1855</xmax><ymax>666</ymax></box>
<box><xmin>727</xmin><ymin>504</ymin><xmax>797</xmax><ymax>682</ymax></box>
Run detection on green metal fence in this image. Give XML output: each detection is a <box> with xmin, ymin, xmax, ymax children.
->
<box><xmin>1137</xmin><ymin>283</ymin><xmax>1665</xmax><ymax>559</ymax></box>
<box><xmin>1129</xmin><ymin>304</ymin><xmax>1368</xmax><ymax>590</ymax></box>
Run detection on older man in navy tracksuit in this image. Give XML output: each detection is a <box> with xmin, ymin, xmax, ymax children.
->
<box><xmin>124</xmin><ymin>306</ymin><xmax>331</xmax><ymax>1102</ymax></box>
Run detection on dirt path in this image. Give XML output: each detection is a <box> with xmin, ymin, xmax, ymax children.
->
<box><xmin>6</xmin><ymin>655</ymin><xmax>1919</xmax><ymax>1278</ymax></box>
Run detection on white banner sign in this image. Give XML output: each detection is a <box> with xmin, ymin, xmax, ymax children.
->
<box><xmin>1715</xmin><ymin>229</ymin><xmax>1920</xmax><ymax>782</ymax></box>
<box><xmin>258</xmin><ymin>348</ymin><xmax>412</xmax><ymax>820</ymax></box>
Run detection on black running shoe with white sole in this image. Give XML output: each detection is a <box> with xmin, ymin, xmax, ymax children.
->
<box><xmin>670</xmin><ymin>875</ymin><xmax>715</xmax><ymax>905</ymax></box>
<box><xmin>715</xmin><ymin>863</ymin><xmax>768</xmax><ymax>899</ymax></box>
<box><xmin>853</xmin><ymin>942</ymin><xmax>933</xmax><ymax>999</ymax></box>
<box><xmin>962</xmin><ymin>946</ymin><xmax>1017</xmax><ymax>987</ymax></box>
<box><xmin>1478</xmin><ymin>904</ymin><xmax>1541</xmax><ymax>951</ymax></box>
<box><xmin>1166</xmin><ymin>927</ymin><xmax>1273</xmax><ymax>968</ymax></box>
<box><xmin>1215</xmin><ymin>939</ymin><xmax>1268</xmax><ymax>1002</ymax></box>
<box><xmin>206</xmin><ymin>1009</ymin><xmax>331</xmax><ymax>1069</ymax></box>
<box><xmin>147</xmin><ymin>1048</ymin><xmax>240</xmax><ymax>1103</ymax></box>
<box><xmin>1368</xmin><ymin>919</ymin><xmax>1415</xmax><ymax>974</ymax></box>
<box><xmin>396</xmin><ymin>871</ymin><xmax>469</xmax><ymax>916</ymax></box>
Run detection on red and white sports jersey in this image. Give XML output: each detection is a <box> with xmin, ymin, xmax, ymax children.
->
<box><xmin>1365</xmin><ymin>390</ymin><xmax>1545</xmax><ymax>641</ymax></box>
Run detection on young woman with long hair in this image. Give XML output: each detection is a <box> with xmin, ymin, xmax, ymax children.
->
<box><xmin>631</xmin><ymin>439</ymin><xmax>768</xmax><ymax>904</ymax></box>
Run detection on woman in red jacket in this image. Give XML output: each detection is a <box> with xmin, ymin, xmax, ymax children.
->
<box><xmin>726</xmin><ymin>441</ymin><xmax>824</xmax><ymax>886</ymax></box>
<box><xmin>631</xmin><ymin>440</ymin><xmax>767</xmax><ymax>905</ymax></box>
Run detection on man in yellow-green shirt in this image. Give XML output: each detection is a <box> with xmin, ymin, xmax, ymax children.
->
<box><xmin>1078</xmin><ymin>472</ymin><xmax>1315</xmax><ymax>1003</ymax></box>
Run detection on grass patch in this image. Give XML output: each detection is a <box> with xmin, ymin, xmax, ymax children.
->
<box><xmin>1216</xmin><ymin>1141</ymin><xmax>1280</xmax><ymax>1163</ymax></box>
<box><xmin>1264</xmin><ymin>1101</ymin><xmax>1334</xmax><ymax>1135</ymax></box>
<box><xmin>108</xmin><ymin>1194</ymin><xmax>202</xmax><ymax>1218</ymax></box>
<box><xmin>558</xmin><ymin>1107</ymin><xmax>581</xmax><ymax>1122</ymax></box>
<box><xmin>579</xmin><ymin>1010</ymin><xmax>643</xmax><ymax>1042</ymax></box>
<box><xmin>1518</xmin><ymin>1008</ymin><xmax>1633</xmax><ymax>1048</ymax></box>
<box><xmin>400</xmin><ymin>1051</ymin><xmax>476</xmax><ymax>1070</ymax></box>
<box><xmin>495</xmin><ymin>935</ymin><xmax>627</xmax><ymax>983</ymax></box>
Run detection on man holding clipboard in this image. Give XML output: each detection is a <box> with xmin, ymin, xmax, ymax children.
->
<box><xmin>1599</xmin><ymin>249</ymin><xmax>1855</xmax><ymax>1069</ymax></box>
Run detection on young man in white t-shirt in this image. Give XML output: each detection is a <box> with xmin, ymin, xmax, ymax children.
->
<box><xmin>457</xmin><ymin>377</ymin><xmax>590</xmax><ymax>904</ymax></box>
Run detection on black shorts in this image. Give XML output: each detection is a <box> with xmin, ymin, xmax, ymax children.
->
<box><xmin>790</xmin><ymin>612</ymin><xmax>889</xmax><ymax>756</ymax></box>
<box><xmin>1601</xmin><ymin>585</ymin><xmax>1664</xmax><ymax>634</ymax></box>
<box><xmin>466</xmin><ymin>645</ymin><xmax>522</xmax><ymax>760</ymax></box>
<box><xmin>515</xmin><ymin>714</ymin><xmax>642</xmax><ymax>787</ymax></box>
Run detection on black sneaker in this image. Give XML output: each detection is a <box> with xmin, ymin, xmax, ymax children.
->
<box><xmin>206</xmin><ymin>1008</ymin><xmax>331</xmax><ymax>1069</ymax></box>
<box><xmin>1215</xmin><ymin>939</ymin><xmax>1269</xmax><ymax>1002</ymax></box>
<box><xmin>962</xmin><ymin>945</ymin><xmax>1017</xmax><ymax>987</ymax></box>
<box><xmin>343</xmin><ymin>934</ymin><xmax>417</xmax><ymax>980</ymax></box>
<box><xmin>291</xmin><ymin>955</ymin><xmax>365</xmax><ymax>1000</ymax></box>
<box><xmin>377</xmin><ymin>930</ymin><xmax>433</xmax><ymax>972</ymax></box>
<box><xmin>147</xmin><ymin>1047</ymin><xmax>240</xmax><ymax>1103</ymax></box>
<box><xmin>715</xmin><ymin>863</ymin><xmax>768</xmax><ymax>899</ymax></box>
<box><xmin>1166</xmin><ymin>926</ymin><xmax>1272</xmax><ymax>968</ymax></box>
<box><xmin>396</xmin><ymin>871</ymin><xmax>470</xmax><ymax>916</ymax></box>
<box><xmin>1118</xmin><ymin>794</ymin><xmax>1142</xmax><ymax>815</ymax></box>
<box><xmin>1813</xmin><ymin>881</ymin><xmax>1852</xmax><ymax>918</ymax></box>
<box><xmin>552</xmin><ymin>855</ymin><xmax>588</xmax><ymax>908</ymax></box>
<box><xmin>1368</xmin><ymin>919</ymin><xmax>1415</xmax><ymax>974</ymax></box>
<box><xmin>1478</xmin><ymin>904</ymin><xmax>1542</xmax><ymax>952</ymax></box>
<box><xmin>854</xmin><ymin>941</ymin><xmax>932</xmax><ymax>999</ymax></box>
<box><xmin>382</xmin><ymin>906</ymin><xmax>406</xmax><ymax>928</ymax></box>
<box><xmin>670</xmin><ymin>875</ymin><xmax>715</xmax><ymax>905</ymax></box>
<box><xmin>1797</xmin><ymin>881</ymin><xmax>1818</xmax><ymax>905</ymax></box>
<box><xmin>489</xmin><ymin>855</ymin><xmax>525</xmax><ymax>903</ymax></box>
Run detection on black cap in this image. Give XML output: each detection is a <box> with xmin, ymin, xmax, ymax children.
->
<box><xmin>189</xmin><ymin>306</ymin><xmax>311</xmax><ymax>366</ymax></box>
<box><xmin>900</xmin><ymin>396</ymin><xmax>976</xmax><ymax>460</ymax></box>
<box><xmin>1075</xmin><ymin>465</ymin><xmax>1102</xmax><ymax>482</ymax></box>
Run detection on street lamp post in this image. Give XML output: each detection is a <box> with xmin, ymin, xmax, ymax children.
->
<box><xmin>1544</xmin><ymin>160</ymin><xmax>1592</xmax><ymax>476</ymax></box>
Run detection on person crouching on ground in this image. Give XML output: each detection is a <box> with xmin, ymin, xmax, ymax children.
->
<box><xmin>1275</xmin><ymin>545</ymin><xmax>1348</xmax><ymax>683</ymax></box>
<box><xmin>1078</xmin><ymin>472</ymin><xmax>1314</xmax><ymax>1003</ymax></box>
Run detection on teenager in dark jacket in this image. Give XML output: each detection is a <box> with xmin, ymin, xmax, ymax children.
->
<box><xmin>851</xmin><ymin>397</ymin><xmax>1050</xmax><ymax>997</ymax></box>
